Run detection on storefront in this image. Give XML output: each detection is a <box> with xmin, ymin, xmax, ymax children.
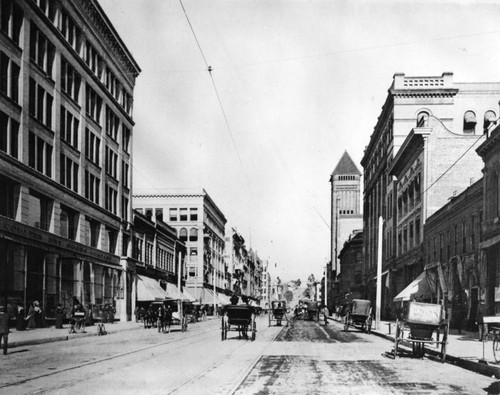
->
<box><xmin>0</xmin><ymin>217</ymin><xmax>126</xmax><ymax>321</ymax></box>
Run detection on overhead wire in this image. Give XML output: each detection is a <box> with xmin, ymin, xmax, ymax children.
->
<box><xmin>178</xmin><ymin>0</ymin><xmax>254</xmax><ymax>197</ymax></box>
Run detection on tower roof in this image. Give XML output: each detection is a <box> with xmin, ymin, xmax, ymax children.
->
<box><xmin>331</xmin><ymin>151</ymin><xmax>361</xmax><ymax>176</ymax></box>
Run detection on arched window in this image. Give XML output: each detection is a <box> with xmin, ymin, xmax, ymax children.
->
<box><xmin>417</xmin><ymin>111</ymin><xmax>429</xmax><ymax>127</ymax></box>
<box><xmin>189</xmin><ymin>228</ymin><xmax>198</xmax><ymax>242</ymax></box>
<box><xmin>464</xmin><ymin>111</ymin><xmax>477</xmax><ymax>134</ymax></box>
<box><xmin>179</xmin><ymin>228</ymin><xmax>187</xmax><ymax>242</ymax></box>
<box><xmin>484</xmin><ymin>110</ymin><xmax>496</xmax><ymax>133</ymax></box>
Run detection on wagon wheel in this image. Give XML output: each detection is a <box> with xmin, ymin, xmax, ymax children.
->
<box><xmin>221</xmin><ymin>318</ymin><xmax>225</xmax><ymax>341</ymax></box>
<box><xmin>393</xmin><ymin>320</ymin><xmax>400</xmax><ymax>359</ymax></box>
<box><xmin>251</xmin><ymin>317</ymin><xmax>256</xmax><ymax>341</ymax></box>
<box><xmin>344</xmin><ymin>313</ymin><xmax>350</xmax><ymax>331</ymax></box>
<box><xmin>366</xmin><ymin>316</ymin><xmax>372</xmax><ymax>335</ymax></box>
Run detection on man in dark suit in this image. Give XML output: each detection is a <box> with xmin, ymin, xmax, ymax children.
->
<box><xmin>0</xmin><ymin>306</ymin><xmax>10</xmax><ymax>355</ymax></box>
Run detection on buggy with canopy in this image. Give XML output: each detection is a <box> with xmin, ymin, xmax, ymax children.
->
<box><xmin>343</xmin><ymin>299</ymin><xmax>372</xmax><ymax>334</ymax></box>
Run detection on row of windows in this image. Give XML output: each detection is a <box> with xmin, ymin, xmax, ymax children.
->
<box><xmin>105</xmin><ymin>147</ymin><xmax>118</xmax><ymax>179</ymax></box>
<box><xmin>1</xmin><ymin>0</ymin><xmax>23</xmax><ymax>46</ymax></box>
<box><xmin>29</xmin><ymin>79</ymin><xmax>53</xmax><ymax>128</ymax></box>
<box><xmin>137</xmin><ymin>207</ymin><xmax>199</xmax><ymax>223</ymax></box>
<box><xmin>28</xmin><ymin>130</ymin><xmax>52</xmax><ymax>177</ymax></box>
<box><xmin>30</xmin><ymin>22</ymin><xmax>55</xmax><ymax>78</ymax></box>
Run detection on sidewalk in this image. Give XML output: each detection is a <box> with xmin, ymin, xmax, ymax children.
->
<box><xmin>328</xmin><ymin>315</ymin><xmax>500</xmax><ymax>379</ymax></box>
<box><xmin>5</xmin><ymin>315</ymin><xmax>219</xmax><ymax>349</ymax></box>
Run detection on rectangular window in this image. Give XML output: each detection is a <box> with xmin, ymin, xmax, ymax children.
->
<box><xmin>180</xmin><ymin>208</ymin><xmax>188</xmax><ymax>221</ymax></box>
<box><xmin>169</xmin><ymin>208</ymin><xmax>177</xmax><ymax>221</ymax></box>
<box><xmin>59</xmin><ymin>8</ymin><xmax>81</xmax><ymax>53</ymax></box>
<box><xmin>0</xmin><ymin>110</ymin><xmax>18</xmax><ymax>159</ymax></box>
<box><xmin>190</xmin><ymin>208</ymin><xmax>198</xmax><ymax>221</ymax></box>
<box><xmin>105</xmin><ymin>185</ymin><xmax>117</xmax><ymax>214</ymax></box>
<box><xmin>27</xmin><ymin>189</ymin><xmax>52</xmax><ymax>231</ymax></box>
<box><xmin>0</xmin><ymin>175</ymin><xmax>19</xmax><ymax>219</ymax></box>
<box><xmin>85</xmin><ymin>84</ymin><xmax>102</xmax><ymax>124</ymax></box>
<box><xmin>29</xmin><ymin>79</ymin><xmax>53</xmax><ymax>128</ymax></box>
<box><xmin>122</xmin><ymin>126</ymin><xmax>131</xmax><ymax>153</ymax></box>
<box><xmin>32</xmin><ymin>0</ymin><xmax>57</xmax><ymax>22</ymax></box>
<box><xmin>105</xmin><ymin>147</ymin><xmax>118</xmax><ymax>179</ymax></box>
<box><xmin>30</xmin><ymin>23</ymin><xmax>55</xmax><ymax>78</ymax></box>
<box><xmin>121</xmin><ymin>196</ymin><xmax>129</xmax><ymax>221</ymax></box>
<box><xmin>122</xmin><ymin>160</ymin><xmax>129</xmax><ymax>188</ymax></box>
<box><xmin>59</xmin><ymin>153</ymin><xmax>78</xmax><ymax>192</ymax></box>
<box><xmin>84</xmin><ymin>41</ymin><xmax>103</xmax><ymax>79</ymax></box>
<box><xmin>84</xmin><ymin>128</ymin><xmax>100</xmax><ymax>165</ymax></box>
<box><xmin>61</xmin><ymin>58</ymin><xmax>81</xmax><ymax>102</ymax></box>
<box><xmin>0</xmin><ymin>51</ymin><xmax>20</xmax><ymax>103</ymax></box>
<box><xmin>1</xmin><ymin>0</ymin><xmax>23</xmax><ymax>46</ymax></box>
<box><xmin>121</xmin><ymin>89</ymin><xmax>132</xmax><ymax>115</ymax></box>
<box><xmin>60</xmin><ymin>204</ymin><xmax>78</xmax><ymax>240</ymax></box>
<box><xmin>105</xmin><ymin>105</ymin><xmax>119</xmax><ymax>140</ymax></box>
<box><xmin>89</xmin><ymin>218</ymin><xmax>100</xmax><ymax>248</ymax></box>
<box><xmin>29</xmin><ymin>131</ymin><xmax>52</xmax><ymax>177</ymax></box>
<box><xmin>60</xmin><ymin>106</ymin><xmax>79</xmax><ymax>149</ymax></box>
<box><xmin>84</xmin><ymin>170</ymin><xmax>100</xmax><ymax>204</ymax></box>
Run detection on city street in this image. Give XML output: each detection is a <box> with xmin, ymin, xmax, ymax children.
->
<box><xmin>0</xmin><ymin>316</ymin><xmax>496</xmax><ymax>394</ymax></box>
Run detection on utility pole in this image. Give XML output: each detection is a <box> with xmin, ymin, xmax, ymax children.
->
<box><xmin>376</xmin><ymin>216</ymin><xmax>383</xmax><ymax>330</ymax></box>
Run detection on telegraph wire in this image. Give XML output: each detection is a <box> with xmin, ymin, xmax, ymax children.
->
<box><xmin>178</xmin><ymin>0</ymin><xmax>254</xmax><ymax>197</ymax></box>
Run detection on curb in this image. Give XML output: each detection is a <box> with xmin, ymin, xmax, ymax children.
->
<box><xmin>8</xmin><ymin>324</ymin><xmax>143</xmax><ymax>349</ymax></box>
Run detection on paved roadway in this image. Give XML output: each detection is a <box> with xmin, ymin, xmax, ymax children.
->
<box><xmin>0</xmin><ymin>316</ymin><xmax>496</xmax><ymax>394</ymax></box>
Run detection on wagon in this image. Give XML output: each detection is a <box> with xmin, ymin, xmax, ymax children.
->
<box><xmin>163</xmin><ymin>299</ymin><xmax>189</xmax><ymax>332</ymax></box>
<box><xmin>268</xmin><ymin>300</ymin><xmax>288</xmax><ymax>327</ymax></box>
<box><xmin>393</xmin><ymin>301</ymin><xmax>448</xmax><ymax>361</ymax></box>
<box><xmin>221</xmin><ymin>304</ymin><xmax>256</xmax><ymax>341</ymax></box>
<box><xmin>343</xmin><ymin>299</ymin><xmax>372</xmax><ymax>334</ymax></box>
<box><xmin>299</xmin><ymin>299</ymin><xmax>320</xmax><ymax>321</ymax></box>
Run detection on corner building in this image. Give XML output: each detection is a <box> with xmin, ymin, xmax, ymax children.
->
<box><xmin>361</xmin><ymin>72</ymin><xmax>500</xmax><ymax>318</ymax></box>
<box><xmin>0</xmin><ymin>0</ymin><xmax>140</xmax><ymax>321</ymax></box>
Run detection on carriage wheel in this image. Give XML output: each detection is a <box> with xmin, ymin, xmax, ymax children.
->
<box><xmin>221</xmin><ymin>319</ymin><xmax>226</xmax><ymax>341</ymax></box>
<box><xmin>344</xmin><ymin>313</ymin><xmax>350</xmax><ymax>331</ymax></box>
<box><xmin>441</xmin><ymin>326</ymin><xmax>448</xmax><ymax>362</ymax></box>
<box><xmin>366</xmin><ymin>317</ymin><xmax>372</xmax><ymax>335</ymax></box>
<box><xmin>251</xmin><ymin>319</ymin><xmax>256</xmax><ymax>341</ymax></box>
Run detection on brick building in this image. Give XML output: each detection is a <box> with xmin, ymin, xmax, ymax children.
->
<box><xmin>361</xmin><ymin>72</ymin><xmax>500</xmax><ymax>315</ymax></box>
<box><xmin>423</xmin><ymin>179</ymin><xmax>483</xmax><ymax>330</ymax></box>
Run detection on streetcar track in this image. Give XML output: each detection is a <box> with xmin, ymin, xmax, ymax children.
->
<box><xmin>0</xmin><ymin>329</ymin><xmax>207</xmax><ymax>390</ymax></box>
<box><xmin>166</xmin><ymin>318</ymin><xmax>283</xmax><ymax>395</ymax></box>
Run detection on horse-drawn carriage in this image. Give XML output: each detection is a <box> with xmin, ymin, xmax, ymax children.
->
<box><xmin>268</xmin><ymin>300</ymin><xmax>288</xmax><ymax>327</ymax></box>
<box><xmin>299</xmin><ymin>299</ymin><xmax>320</xmax><ymax>321</ymax></box>
<box><xmin>343</xmin><ymin>299</ymin><xmax>372</xmax><ymax>334</ymax></box>
<box><xmin>221</xmin><ymin>304</ymin><xmax>256</xmax><ymax>341</ymax></box>
<box><xmin>393</xmin><ymin>301</ymin><xmax>448</xmax><ymax>361</ymax></box>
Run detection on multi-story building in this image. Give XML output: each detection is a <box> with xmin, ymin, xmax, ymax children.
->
<box><xmin>389</xmin><ymin>114</ymin><xmax>487</xmax><ymax>312</ymax></box>
<box><xmin>477</xmin><ymin>119</ymin><xmax>500</xmax><ymax>317</ymax></box>
<box><xmin>361</xmin><ymin>72</ymin><xmax>500</xmax><ymax>315</ymax></box>
<box><xmin>423</xmin><ymin>179</ymin><xmax>482</xmax><ymax>330</ymax></box>
<box><xmin>133</xmin><ymin>189</ymin><xmax>227</xmax><ymax>307</ymax></box>
<box><xmin>131</xmin><ymin>210</ymin><xmax>187</xmax><ymax>310</ymax></box>
<box><xmin>338</xmin><ymin>230</ymin><xmax>364</xmax><ymax>301</ymax></box>
<box><xmin>328</xmin><ymin>150</ymin><xmax>362</xmax><ymax>308</ymax></box>
<box><xmin>261</xmin><ymin>260</ymin><xmax>271</xmax><ymax>310</ymax></box>
<box><xmin>0</xmin><ymin>0</ymin><xmax>140</xmax><ymax>321</ymax></box>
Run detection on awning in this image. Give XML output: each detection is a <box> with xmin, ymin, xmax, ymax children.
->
<box><xmin>393</xmin><ymin>270</ymin><xmax>437</xmax><ymax>302</ymax></box>
<box><xmin>182</xmin><ymin>288</ymin><xmax>197</xmax><ymax>303</ymax></box>
<box><xmin>217</xmin><ymin>293</ymin><xmax>231</xmax><ymax>305</ymax></box>
<box><xmin>137</xmin><ymin>275</ymin><xmax>168</xmax><ymax>302</ymax></box>
<box><xmin>164</xmin><ymin>282</ymin><xmax>191</xmax><ymax>301</ymax></box>
<box><xmin>479</xmin><ymin>234</ymin><xmax>500</xmax><ymax>249</ymax></box>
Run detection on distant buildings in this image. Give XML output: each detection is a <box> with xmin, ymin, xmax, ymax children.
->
<box><xmin>133</xmin><ymin>189</ymin><xmax>227</xmax><ymax>306</ymax></box>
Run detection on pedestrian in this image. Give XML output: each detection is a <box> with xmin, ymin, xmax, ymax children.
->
<box><xmin>33</xmin><ymin>301</ymin><xmax>44</xmax><ymax>328</ymax></box>
<box><xmin>165</xmin><ymin>305</ymin><xmax>172</xmax><ymax>333</ymax></box>
<box><xmin>55</xmin><ymin>304</ymin><xmax>64</xmax><ymax>329</ymax></box>
<box><xmin>26</xmin><ymin>302</ymin><xmax>37</xmax><ymax>329</ymax></box>
<box><xmin>0</xmin><ymin>305</ymin><xmax>10</xmax><ymax>355</ymax></box>
<box><xmin>85</xmin><ymin>304</ymin><xmax>94</xmax><ymax>326</ymax></box>
<box><xmin>322</xmin><ymin>305</ymin><xmax>329</xmax><ymax>325</ymax></box>
<box><xmin>15</xmin><ymin>305</ymin><xmax>25</xmax><ymax>331</ymax></box>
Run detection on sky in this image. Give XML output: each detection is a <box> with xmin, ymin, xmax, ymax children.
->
<box><xmin>99</xmin><ymin>0</ymin><xmax>500</xmax><ymax>282</ymax></box>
